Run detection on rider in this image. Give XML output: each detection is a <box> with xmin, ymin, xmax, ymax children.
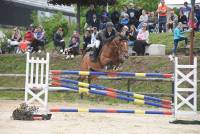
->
<box><xmin>91</xmin><ymin>22</ymin><xmax>117</xmax><ymax>62</ymax></box>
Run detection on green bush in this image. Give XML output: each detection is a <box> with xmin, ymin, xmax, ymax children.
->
<box><xmin>31</xmin><ymin>12</ymin><xmax>68</xmax><ymax>43</ymax></box>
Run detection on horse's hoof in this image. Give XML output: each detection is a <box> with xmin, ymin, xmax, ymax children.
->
<box><xmin>71</xmin><ymin>55</ymin><xmax>74</xmax><ymax>58</ymax></box>
<box><xmin>65</xmin><ymin>55</ymin><xmax>70</xmax><ymax>60</ymax></box>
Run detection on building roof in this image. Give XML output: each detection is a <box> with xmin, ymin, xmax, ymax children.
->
<box><xmin>165</xmin><ymin>0</ymin><xmax>200</xmax><ymax>8</ymax></box>
<box><xmin>4</xmin><ymin>0</ymin><xmax>75</xmax><ymax>16</ymax></box>
<box><xmin>48</xmin><ymin>0</ymin><xmax>117</xmax><ymax>6</ymax></box>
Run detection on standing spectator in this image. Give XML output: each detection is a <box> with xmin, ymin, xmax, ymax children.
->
<box><xmin>157</xmin><ymin>0</ymin><xmax>168</xmax><ymax>33</ymax></box>
<box><xmin>195</xmin><ymin>5</ymin><xmax>200</xmax><ymax>31</ymax></box>
<box><xmin>7</xmin><ymin>27</ymin><xmax>22</xmax><ymax>53</ymax></box>
<box><xmin>178</xmin><ymin>10</ymin><xmax>188</xmax><ymax>31</ymax></box>
<box><xmin>85</xmin><ymin>4</ymin><xmax>97</xmax><ymax>29</ymax></box>
<box><xmin>99</xmin><ymin>7</ymin><xmax>110</xmax><ymax>30</ymax></box>
<box><xmin>180</xmin><ymin>1</ymin><xmax>191</xmax><ymax>19</ymax></box>
<box><xmin>89</xmin><ymin>14</ymin><xmax>100</xmax><ymax>30</ymax></box>
<box><xmin>167</xmin><ymin>10</ymin><xmax>178</xmax><ymax>32</ymax></box>
<box><xmin>173</xmin><ymin>22</ymin><xmax>189</xmax><ymax>55</ymax></box>
<box><xmin>53</xmin><ymin>27</ymin><xmax>65</xmax><ymax>53</ymax></box>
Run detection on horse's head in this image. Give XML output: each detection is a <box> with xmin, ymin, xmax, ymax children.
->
<box><xmin>112</xmin><ymin>35</ymin><xmax>129</xmax><ymax>63</ymax></box>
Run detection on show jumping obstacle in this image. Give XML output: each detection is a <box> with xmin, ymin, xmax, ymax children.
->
<box><xmin>24</xmin><ymin>53</ymin><xmax>197</xmax><ymax>120</ymax></box>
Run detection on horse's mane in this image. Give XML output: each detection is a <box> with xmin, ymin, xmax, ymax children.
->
<box><xmin>105</xmin><ymin>34</ymin><xmax>128</xmax><ymax>45</ymax></box>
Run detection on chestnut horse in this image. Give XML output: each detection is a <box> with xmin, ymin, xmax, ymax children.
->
<box><xmin>80</xmin><ymin>35</ymin><xmax>129</xmax><ymax>71</ymax></box>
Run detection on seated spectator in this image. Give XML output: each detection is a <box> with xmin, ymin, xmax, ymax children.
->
<box><xmin>99</xmin><ymin>7</ymin><xmax>110</xmax><ymax>30</ymax></box>
<box><xmin>121</xmin><ymin>5</ymin><xmax>129</xmax><ymax>15</ymax></box>
<box><xmin>111</xmin><ymin>8</ymin><xmax>120</xmax><ymax>28</ymax></box>
<box><xmin>167</xmin><ymin>10</ymin><xmax>178</xmax><ymax>32</ymax></box>
<box><xmin>138</xmin><ymin>10</ymin><xmax>148</xmax><ymax>31</ymax></box>
<box><xmin>120</xmin><ymin>25</ymin><xmax>129</xmax><ymax>37</ymax></box>
<box><xmin>128</xmin><ymin>24</ymin><xmax>137</xmax><ymax>46</ymax></box>
<box><xmin>83</xmin><ymin>28</ymin><xmax>91</xmax><ymax>51</ymax></box>
<box><xmin>18</xmin><ymin>26</ymin><xmax>34</xmax><ymax>53</ymax></box>
<box><xmin>178</xmin><ymin>11</ymin><xmax>188</xmax><ymax>31</ymax></box>
<box><xmin>128</xmin><ymin>12</ymin><xmax>139</xmax><ymax>28</ymax></box>
<box><xmin>148</xmin><ymin>12</ymin><xmax>158</xmax><ymax>32</ymax></box>
<box><xmin>65</xmin><ymin>36</ymin><xmax>80</xmax><ymax>59</ymax></box>
<box><xmin>118</xmin><ymin>13</ymin><xmax>129</xmax><ymax>31</ymax></box>
<box><xmin>32</xmin><ymin>26</ymin><xmax>45</xmax><ymax>52</ymax></box>
<box><xmin>139</xmin><ymin>10</ymin><xmax>148</xmax><ymax>23</ymax></box>
<box><xmin>7</xmin><ymin>27</ymin><xmax>22</xmax><ymax>53</ymax></box>
<box><xmin>53</xmin><ymin>27</ymin><xmax>65</xmax><ymax>53</ymax></box>
<box><xmin>132</xmin><ymin>23</ymin><xmax>150</xmax><ymax>55</ymax></box>
<box><xmin>188</xmin><ymin>12</ymin><xmax>198</xmax><ymax>30</ymax></box>
<box><xmin>172</xmin><ymin>22</ymin><xmax>189</xmax><ymax>55</ymax></box>
<box><xmin>89</xmin><ymin>14</ymin><xmax>100</xmax><ymax>30</ymax></box>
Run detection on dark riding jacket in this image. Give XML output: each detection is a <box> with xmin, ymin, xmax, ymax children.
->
<box><xmin>96</xmin><ymin>28</ymin><xmax>117</xmax><ymax>45</ymax></box>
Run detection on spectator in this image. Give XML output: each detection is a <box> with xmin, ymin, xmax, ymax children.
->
<box><xmin>128</xmin><ymin>24</ymin><xmax>137</xmax><ymax>46</ymax></box>
<box><xmin>133</xmin><ymin>23</ymin><xmax>150</xmax><ymax>55</ymax></box>
<box><xmin>139</xmin><ymin>10</ymin><xmax>148</xmax><ymax>23</ymax></box>
<box><xmin>195</xmin><ymin>5</ymin><xmax>200</xmax><ymax>31</ymax></box>
<box><xmin>83</xmin><ymin>28</ymin><xmax>91</xmax><ymax>50</ymax></box>
<box><xmin>172</xmin><ymin>22</ymin><xmax>189</xmax><ymax>55</ymax></box>
<box><xmin>178</xmin><ymin>10</ymin><xmax>188</xmax><ymax>31</ymax></box>
<box><xmin>188</xmin><ymin>12</ymin><xmax>198</xmax><ymax>29</ymax></box>
<box><xmin>33</xmin><ymin>26</ymin><xmax>45</xmax><ymax>52</ymax></box>
<box><xmin>127</xmin><ymin>3</ymin><xmax>136</xmax><ymax>17</ymax></box>
<box><xmin>167</xmin><ymin>10</ymin><xmax>178</xmax><ymax>32</ymax></box>
<box><xmin>53</xmin><ymin>27</ymin><xmax>65</xmax><ymax>53</ymax></box>
<box><xmin>118</xmin><ymin>13</ymin><xmax>129</xmax><ymax>31</ymax></box>
<box><xmin>67</xmin><ymin>36</ymin><xmax>80</xmax><ymax>56</ymax></box>
<box><xmin>121</xmin><ymin>5</ymin><xmax>129</xmax><ymax>15</ymax></box>
<box><xmin>85</xmin><ymin>4</ymin><xmax>97</xmax><ymax>29</ymax></box>
<box><xmin>89</xmin><ymin>14</ymin><xmax>100</xmax><ymax>30</ymax></box>
<box><xmin>157</xmin><ymin>0</ymin><xmax>168</xmax><ymax>33</ymax></box>
<box><xmin>90</xmin><ymin>27</ymin><xmax>98</xmax><ymax>45</ymax></box>
<box><xmin>128</xmin><ymin>12</ymin><xmax>139</xmax><ymax>28</ymax></box>
<box><xmin>99</xmin><ymin>7</ymin><xmax>110</xmax><ymax>30</ymax></box>
<box><xmin>111</xmin><ymin>8</ymin><xmax>120</xmax><ymax>27</ymax></box>
<box><xmin>23</xmin><ymin>26</ymin><xmax>34</xmax><ymax>52</ymax></box>
<box><xmin>148</xmin><ymin>12</ymin><xmax>158</xmax><ymax>32</ymax></box>
<box><xmin>7</xmin><ymin>27</ymin><xmax>22</xmax><ymax>53</ymax></box>
<box><xmin>180</xmin><ymin>1</ymin><xmax>191</xmax><ymax>19</ymax></box>
<box><xmin>120</xmin><ymin>25</ymin><xmax>129</xmax><ymax>37</ymax></box>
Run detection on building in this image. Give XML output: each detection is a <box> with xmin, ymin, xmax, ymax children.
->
<box><xmin>165</xmin><ymin>0</ymin><xmax>200</xmax><ymax>8</ymax></box>
<box><xmin>0</xmin><ymin>0</ymin><xmax>75</xmax><ymax>26</ymax></box>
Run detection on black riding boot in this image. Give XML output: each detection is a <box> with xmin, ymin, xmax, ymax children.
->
<box><xmin>91</xmin><ymin>47</ymin><xmax>99</xmax><ymax>62</ymax></box>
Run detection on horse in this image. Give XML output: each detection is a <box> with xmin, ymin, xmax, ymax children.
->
<box><xmin>80</xmin><ymin>35</ymin><xmax>129</xmax><ymax>71</ymax></box>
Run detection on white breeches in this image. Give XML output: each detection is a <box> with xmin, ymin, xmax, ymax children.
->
<box><xmin>87</xmin><ymin>40</ymin><xmax>100</xmax><ymax>48</ymax></box>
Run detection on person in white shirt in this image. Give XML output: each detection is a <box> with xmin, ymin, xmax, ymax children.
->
<box><xmin>139</xmin><ymin>10</ymin><xmax>148</xmax><ymax>23</ymax></box>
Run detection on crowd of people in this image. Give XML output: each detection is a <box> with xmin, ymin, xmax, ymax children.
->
<box><xmin>1</xmin><ymin>0</ymin><xmax>200</xmax><ymax>56</ymax></box>
<box><xmin>5</xmin><ymin>24</ymin><xmax>45</xmax><ymax>54</ymax></box>
<box><xmin>82</xmin><ymin>1</ymin><xmax>200</xmax><ymax>56</ymax></box>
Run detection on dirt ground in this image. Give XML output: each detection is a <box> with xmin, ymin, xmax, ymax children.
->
<box><xmin>0</xmin><ymin>100</ymin><xmax>199</xmax><ymax>134</ymax></box>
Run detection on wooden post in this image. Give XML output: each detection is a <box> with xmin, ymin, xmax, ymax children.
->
<box><xmin>189</xmin><ymin>0</ymin><xmax>196</xmax><ymax>64</ymax></box>
<box><xmin>77</xmin><ymin>2</ymin><xmax>81</xmax><ymax>33</ymax></box>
